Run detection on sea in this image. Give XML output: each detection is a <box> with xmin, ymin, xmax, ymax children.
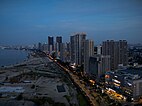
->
<box><xmin>0</xmin><ymin>49</ymin><xmax>28</xmax><ymax>67</ymax></box>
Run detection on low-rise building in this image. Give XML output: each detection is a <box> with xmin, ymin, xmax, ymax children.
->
<box><xmin>105</xmin><ymin>68</ymin><xmax>142</xmax><ymax>101</ymax></box>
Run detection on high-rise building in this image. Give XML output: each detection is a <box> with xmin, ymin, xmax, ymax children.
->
<box><xmin>56</xmin><ymin>36</ymin><xmax>62</xmax><ymax>43</ymax></box>
<box><xmin>59</xmin><ymin>42</ymin><xmax>70</xmax><ymax>62</ymax></box>
<box><xmin>89</xmin><ymin>55</ymin><xmax>111</xmax><ymax>77</ymax></box>
<box><xmin>70</xmin><ymin>33</ymin><xmax>86</xmax><ymax>65</ymax></box>
<box><xmin>42</xmin><ymin>43</ymin><xmax>48</xmax><ymax>52</ymax></box>
<box><xmin>38</xmin><ymin>42</ymin><xmax>42</xmax><ymax>51</ymax></box>
<box><xmin>84</xmin><ymin>40</ymin><xmax>94</xmax><ymax>74</ymax></box>
<box><xmin>119</xmin><ymin>40</ymin><xmax>128</xmax><ymax>66</ymax></box>
<box><xmin>98</xmin><ymin>55</ymin><xmax>111</xmax><ymax>76</ymax></box>
<box><xmin>60</xmin><ymin>43</ymin><xmax>65</xmax><ymax>62</ymax></box>
<box><xmin>66</xmin><ymin>42</ymin><xmax>70</xmax><ymax>53</ymax></box>
<box><xmin>65</xmin><ymin>42</ymin><xmax>71</xmax><ymax>62</ymax></box>
<box><xmin>70</xmin><ymin>35</ymin><xmax>75</xmax><ymax>64</ymax></box>
<box><xmin>102</xmin><ymin>40</ymin><xmax>128</xmax><ymax>70</ymax></box>
<box><xmin>97</xmin><ymin>45</ymin><xmax>102</xmax><ymax>55</ymax></box>
<box><xmin>48</xmin><ymin>36</ymin><xmax>54</xmax><ymax>53</ymax></box>
<box><xmin>88</xmin><ymin>57</ymin><xmax>98</xmax><ymax>76</ymax></box>
<box><xmin>56</xmin><ymin>36</ymin><xmax>62</xmax><ymax>52</ymax></box>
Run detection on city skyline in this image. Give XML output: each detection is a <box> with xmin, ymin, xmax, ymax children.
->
<box><xmin>0</xmin><ymin>0</ymin><xmax>142</xmax><ymax>45</ymax></box>
<box><xmin>1</xmin><ymin>0</ymin><xmax>142</xmax><ymax>103</ymax></box>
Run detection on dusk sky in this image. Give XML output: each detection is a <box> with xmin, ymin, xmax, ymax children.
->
<box><xmin>0</xmin><ymin>0</ymin><xmax>142</xmax><ymax>45</ymax></box>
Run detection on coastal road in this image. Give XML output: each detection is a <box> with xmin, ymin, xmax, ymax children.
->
<box><xmin>54</xmin><ymin>60</ymin><xmax>99</xmax><ymax>106</ymax></box>
<box><xmin>45</xmin><ymin>54</ymin><xmax>100</xmax><ymax>106</ymax></box>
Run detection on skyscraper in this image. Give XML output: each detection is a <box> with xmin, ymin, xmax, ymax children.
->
<box><xmin>119</xmin><ymin>40</ymin><xmax>128</xmax><ymax>66</ymax></box>
<box><xmin>98</xmin><ymin>55</ymin><xmax>111</xmax><ymax>76</ymax></box>
<box><xmin>70</xmin><ymin>33</ymin><xmax>86</xmax><ymax>65</ymax></box>
<box><xmin>56</xmin><ymin>36</ymin><xmax>62</xmax><ymax>52</ymax></box>
<box><xmin>60</xmin><ymin>43</ymin><xmax>65</xmax><ymax>62</ymax></box>
<box><xmin>66</xmin><ymin>42</ymin><xmax>71</xmax><ymax>62</ymax></box>
<box><xmin>89</xmin><ymin>57</ymin><xmax>98</xmax><ymax>76</ymax></box>
<box><xmin>84</xmin><ymin>40</ymin><xmax>94</xmax><ymax>74</ymax></box>
<box><xmin>89</xmin><ymin>55</ymin><xmax>111</xmax><ymax>77</ymax></box>
<box><xmin>48</xmin><ymin>36</ymin><xmax>54</xmax><ymax>53</ymax></box>
<box><xmin>56</xmin><ymin>36</ymin><xmax>62</xmax><ymax>44</ymax></box>
<box><xmin>42</xmin><ymin>43</ymin><xmax>48</xmax><ymax>52</ymax></box>
<box><xmin>60</xmin><ymin>42</ymin><xmax>70</xmax><ymax>62</ymax></box>
<box><xmin>97</xmin><ymin>45</ymin><xmax>102</xmax><ymax>55</ymax></box>
<box><xmin>102</xmin><ymin>40</ymin><xmax>128</xmax><ymax>70</ymax></box>
<box><xmin>70</xmin><ymin>35</ymin><xmax>75</xmax><ymax>64</ymax></box>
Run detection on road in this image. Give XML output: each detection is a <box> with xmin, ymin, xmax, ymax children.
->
<box><xmin>53</xmin><ymin>60</ymin><xmax>99</xmax><ymax>106</ymax></box>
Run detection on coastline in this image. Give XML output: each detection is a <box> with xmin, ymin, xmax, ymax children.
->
<box><xmin>1</xmin><ymin>59</ymin><xmax>27</xmax><ymax>69</ymax></box>
<box><xmin>0</xmin><ymin>49</ymin><xmax>30</xmax><ymax>68</ymax></box>
<box><xmin>0</xmin><ymin>52</ymin><xmax>79</xmax><ymax>106</ymax></box>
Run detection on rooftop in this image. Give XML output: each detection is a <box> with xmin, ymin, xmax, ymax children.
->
<box><xmin>116</xmin><ymin>68</ymin><xmax>142</xmax><ymax>80</ymax></box>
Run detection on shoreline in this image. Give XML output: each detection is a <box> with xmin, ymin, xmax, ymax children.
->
<box><xmin>0</xmin><ymin>49</ymin><xmax>31</xmax><ymax>68</ymax></box>
<box><xmin>0</xmin><ymin>54</ymin><xmax>79</xmax><ymax>106</ymax></box>
<box><xmin>1</xmin><ymin>59</ymin><xmax>28</xmax><ymax>69</ymax></box>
